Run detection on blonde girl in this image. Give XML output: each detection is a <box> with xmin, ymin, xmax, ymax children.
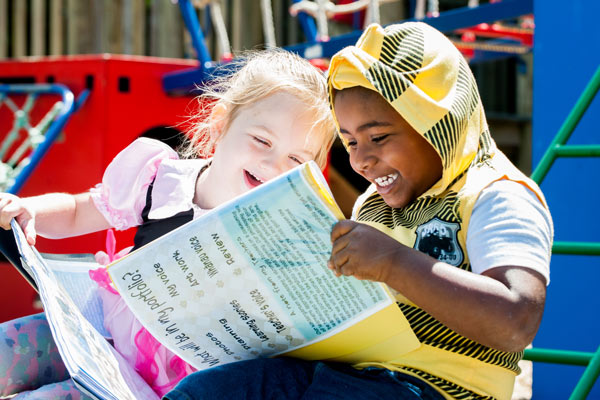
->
<box><xmin>0</xmin><ymin>49</ymin><xmax>336</xmax><ymax>398</ymax></box>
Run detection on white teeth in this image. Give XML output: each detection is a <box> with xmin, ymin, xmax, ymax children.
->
<box><xmin>248</xmin><ymin>171</ymin><xmax>264</xmax><ymax>183</ymax></box>
<box><xmin>374</xmin><ymin>173</ymin><xmax>398</xmax><ymax>187</ymax></box>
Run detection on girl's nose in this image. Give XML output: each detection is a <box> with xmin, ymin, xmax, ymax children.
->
<box><xmin>352</xmin><ymin>146</ymin><xmax>376</xmax><ymax>173</ymax></box>
<box><xmin>259</xmin><ymin>154</ymin><xmax>287</xmax><ymax>176</ymax></box>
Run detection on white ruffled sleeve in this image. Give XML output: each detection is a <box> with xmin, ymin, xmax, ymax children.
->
<box><xmin>90</xmin><ymin>138</ymin><xmax>179</xmax><ymax>230</ymax></box>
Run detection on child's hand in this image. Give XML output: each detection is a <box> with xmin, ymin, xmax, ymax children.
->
<box><xmin>328</xmin><ymin>220</ymin><xmax>401</xmax><ymax>282</ymax></box>
<box><xmin>0</xmin><ymin>193</ymin><xmax>37</xmax><ymax>245</ymax></box>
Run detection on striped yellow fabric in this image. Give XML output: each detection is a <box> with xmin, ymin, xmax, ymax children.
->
<box><xmin>328</xmin><ymin>22</ymin><xmax>494</xmax><ymax>197</ymax></box>
<box><xmin>328</xmin><ymin>22</ymin><xmax>546</xmax><ymax>400</ymax></box>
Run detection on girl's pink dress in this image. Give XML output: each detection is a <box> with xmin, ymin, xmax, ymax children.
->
<box><xmin>89</xmin><ymin>138</ymin><xmax>210</xmax><ymax>396</ymax></box>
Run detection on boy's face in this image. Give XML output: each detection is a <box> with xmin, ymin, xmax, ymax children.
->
<box><xmin>334</xmin><ymin>87</ymin><xmax>442</xmax><ymax>208</ymax></box>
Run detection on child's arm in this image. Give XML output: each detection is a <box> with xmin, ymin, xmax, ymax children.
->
<box><xmin>0</xmin><ymin>192</ymin><xmax>111</xmax><ymax>245</ymax></box>
<box><xmin>328</xmin><ymin>220</ymin><xmax>546</xmax><ymax>353</ymax></box>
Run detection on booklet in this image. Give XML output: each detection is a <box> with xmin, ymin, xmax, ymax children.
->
<box><xmin>6</xmin><ymin>161</ymin><xmax>420</xmax><ymax>399</ymax></box>
<box><xmin>107</xmin><ymin>161</ymin><xmax>420</xmax><ymax>371</ymax></box>
<box><xmin>41</xmin><ymin>253</ymin><xmax>111</xmax><ymax>337</ymax></box>
<box><xmin>10</xmin><ymin>220</ymin><xmax>159</xmax><ymax>400</ymax></box>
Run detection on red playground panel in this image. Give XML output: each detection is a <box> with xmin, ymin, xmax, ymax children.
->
<box><xmin>0</xmin><ymin>55</ymin><xmax>199</xmax><ymax>322</ymax></box>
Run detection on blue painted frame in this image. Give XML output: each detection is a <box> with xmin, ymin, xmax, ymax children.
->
<box><xmin>0</xmin><ymin>84</ymin><xmax>77</xmax><ymax>194</ymax></box>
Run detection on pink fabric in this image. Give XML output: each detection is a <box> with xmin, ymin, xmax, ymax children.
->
<box><xmin>147</xmin><ymin>158</ymin><xmax>205</xmax><ymax>220</ymax></box>
<box><xmin>86</xmin><ymin>138</ymin><xmax>208</xmax><ymax>397</ymax></box>
<box><xmin>133</xmin><ymin>328</ymin><xmax>193</xmax><ymax>396</ymax></box>
<box><xmin>90</xmin><ymin>138</ymin><xmax>179</xmax><ymax>230</ymax></box>
<box><xmin>91</xmin><ymin>285</ymin><xmax>196</xmax><ymax>396</ymax></box>
<box><xmin>91</xmin><ymin>229</ymin><xmax>131</xmax><ymax>295</ymax></box>
<box><xmin>90</xmin><ymin>229</ymin><xmax>196</xmax><ymax>396</ymax></box>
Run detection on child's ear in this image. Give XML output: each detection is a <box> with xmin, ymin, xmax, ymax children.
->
<box><xmin>209</xmin><ymin>102</ymin><xmax>228</xmax><ymax>143</ymax></box>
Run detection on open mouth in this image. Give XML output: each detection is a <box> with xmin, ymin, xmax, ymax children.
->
<box><xmin>374</xmin><ymin>173</ymin><xmax>398</xmax><ymax>188</ymax></box>
<box><xmin>244</xmin><ymin>170</ymin><xmax>264</xmax><ymax>188</ymax></box>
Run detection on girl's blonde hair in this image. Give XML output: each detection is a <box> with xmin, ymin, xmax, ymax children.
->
<box><xmin>180</xmin><ymin>49</ymin><xmax>336</xmax><ymax>168</ymax></box>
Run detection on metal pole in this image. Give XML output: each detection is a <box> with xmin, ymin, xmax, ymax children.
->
<box><xmin>524</xmin><ymin>347</ymin><xmax>594</xmax><ymax>366</ymax></box>
<box><xmin>552</xmin><ymin>241</ymin><xmax>600</xmax><ymax>256</ymax></box>
<box><xmin>570</xmin><ymin>345</ymin><xmax>600</xmax><ymax>400</ymax></box>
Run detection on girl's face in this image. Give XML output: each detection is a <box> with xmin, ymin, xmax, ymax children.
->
<box><xmin>198</xmin><ymin>91</ymin><xmax>322</xmax><ymax>209</ymax></box>
<box><xmin>334</xmin><ymin>87</ymin><xmax>442</xmax><ymax>209</ymax></box>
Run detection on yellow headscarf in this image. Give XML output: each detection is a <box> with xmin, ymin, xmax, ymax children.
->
<box><xmin>328</xmin><ymin>22</ymin><xmax>494</xmax><ymax>198</ymax></box>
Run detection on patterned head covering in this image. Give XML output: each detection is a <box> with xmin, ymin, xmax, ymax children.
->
<box><xmin>328</xmin><ymin>22</ymin><xmax>496</xmax><ymax>197</ymax></box>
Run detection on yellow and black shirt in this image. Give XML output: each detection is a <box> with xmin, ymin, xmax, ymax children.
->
<box><xmin>328</xmin><ymin>22</ymin><xmax>548</xmax><ymax>400</ymax></box>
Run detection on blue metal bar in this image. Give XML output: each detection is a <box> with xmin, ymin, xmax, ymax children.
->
<box><xmin>73</xmin><ymin>89</ymin><xmax>90</xmax><ymax>112</ymax></box>
<box><xmin>292</xmin><ymin>0</ymin><xmax>318</xmax><ymax>43</ymax></box>
<box><xmin>0</xmin><ymin>84</ymin><xmax>75</xmax><ymax>194</ymax></box>
<box><xmin>284</xmin><ymin>29</ymin><xmax>363</xmax><ymax>60</ymax></box>
<box><xmin>163</xmin><ymin>67</ymin><xmax>212</xmax><ymax>95</ymax></box>
<box><xmin>162</xmin><ymin>61</ymin><xmax>240</xmax><ymax>95</ymax></box>
<box><xmin>352</xmin><ymin>2</ymin><xmax>361</xmax><ymax>30</ymax></box>
<box><xmin>203</xmin><ymin>4</ymin><xmax>212</xmax><ymax>38</ymax></box>
<box><xmin>165</xmin><ymin>0</ymin><xmax>534</xmax><ymax>92</ymax></box>
<box><xmin>284</xmin><ymin>0</ymin><xmax>533</xmax><ymax>59</ymax></box>
<box><xmin>419</xmin><ymin>0</ymin><xmax>533</xmax><ymax>34</ymax></box>
<box><xmin>408</xmin><ymin>0</ymin><xmax>416</xmax><ymax>19</ymax></box>
<box><xmin>176</xmin><ymin>0</ymin><xmax>213</xmax><ymax>68</ymax></box>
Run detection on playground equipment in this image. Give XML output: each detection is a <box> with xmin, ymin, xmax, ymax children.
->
<box><xmin>1</xmin><ymin>0</ymin><xmax>597</xmax><ymax>397</ymax></box>
<box><xmin>284</xmin><ymin>0</ymin><xmax>533</xmax><ymax>61</ymax></box>
<box><xmin>521</xmin><ymin>65</ymin><xmax>600</xmax><ymax>400</ymax></box>
<box><xmin>0</xmin><ymin>84</ymin><xmax>86</xmax><ymax>194</ymax></box>
<box><xmin>0</xmin><ymin>55</ymin><xmax>201</xmax><ymax>321</ymax></box>
<box><xmin>165</xmin><ymin>0</ymin><xmax>534</xmax><ymax>94</ymax></box>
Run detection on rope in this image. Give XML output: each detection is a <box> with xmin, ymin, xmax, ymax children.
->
<box><xmin>209</xmin><ymin>1</ymin><xmax>231</xmax><ymax>59</ymax></box>
<box><xmin>414</xmin><ymin>0</ymin><xmax>439</xmax><ymax>19</ymax></box>
<box><xmin>0</xmin><ymin>95</ymin><xmax>36</xmax><ymax>160</ymax></box>
<box><xmin>364</xmin><ymin>0</ymin><xmax>380</xmax><ymax>26</ymax></box>
<box><xmin>315</xmin><ymin>0</ymin><xmax>330</xmax><ymax>40</ymax></box>
<box><xmin>413</xmin><ymin>0</ymin><xmax>424</xmax><ymax>19</ymax></box>
<box><xmin>261</xmin><ymin>0</ymin><xmax>277</xmax><ymax>48</ymax></box>
<box><xmin>0</xmin><ymin>93</ymin><xmax>63</xmax><ymax>191</ymax></box>
<box><xmin>192</xmin><ymin>0</ymin><xmax>231</xmax><ymax>61</ymax></box>
<box><xmin>427</xmin><ymin>0</ymin><xmax>438</xmax><ymax>17</ymax></box>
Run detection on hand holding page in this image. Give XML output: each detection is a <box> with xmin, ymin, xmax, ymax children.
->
<box><xmin>108</xmin><ymin>161</ymin><xmax>420</xmax><ymax>371</ymax></box>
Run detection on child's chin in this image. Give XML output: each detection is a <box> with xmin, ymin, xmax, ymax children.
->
<box><xmin>380</xmin><ymin>193</ymin><xmax>409</xmax><ymax>209</ymax></box>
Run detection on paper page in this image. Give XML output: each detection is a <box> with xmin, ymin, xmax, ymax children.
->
<box><xmin>108</xmin><ymin>162</ymin><xmax>415</xmax><ymax>371</ymax></box>
<box><xmin>11</xmin><ymin>220</ymin><xmax>159</xmax><ymax>400</ymax></box>
<box><xmin>42</xmin><ymin>254</ymin><xmax>109</xmax><ymax>337</ymax></box>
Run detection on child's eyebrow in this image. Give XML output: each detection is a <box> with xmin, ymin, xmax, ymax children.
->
<box><xmin>250</xmin><ymin>124</ymin><xmax>274</xmax><ymax>135</ymax></box>
<box><xmin>296</xmin><ymin>149</ymin><xmax>316</xmax><ymax>159</ymax></box>
<box><xmin>340</xmin><ymin>121</ymin><xmax>393</xmax><ymax>134</ymax></box>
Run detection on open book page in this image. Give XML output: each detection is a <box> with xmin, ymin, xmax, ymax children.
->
<box><xmin>42</xmin><ymin>253</ymin><xmax>109</xmax><ymax>337</ymax></box>
<box><xmin>108</xmin><ymin>161</ymin><xmax>420</xmax><ymax>371</ymax></box>
<box><xmin>11</xmin><ymin>220</ymin><xmax>159</xmax><ymax>400</ymax></box>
